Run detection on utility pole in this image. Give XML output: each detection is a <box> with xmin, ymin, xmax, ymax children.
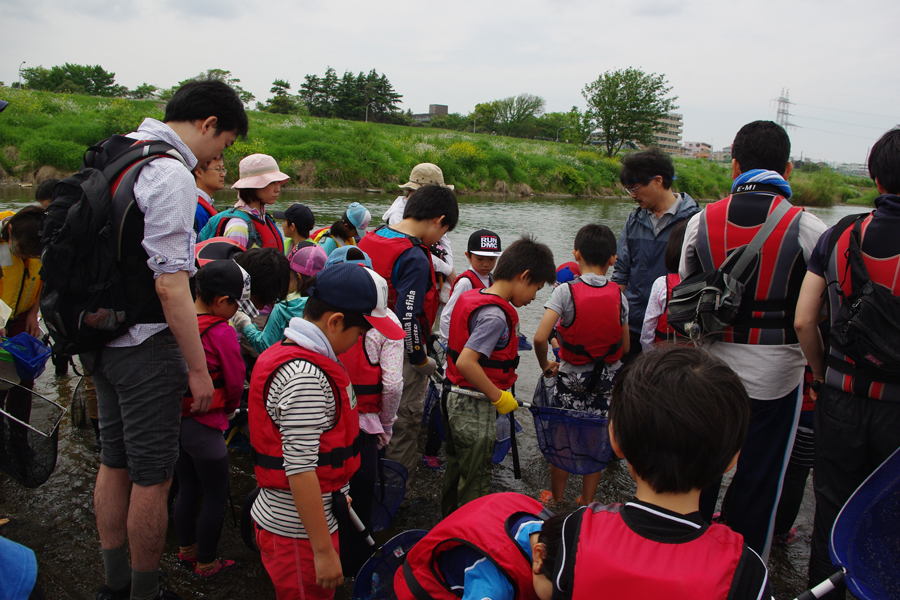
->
<box><xmin>18</xmin><ymin>61</ymin><xmax>25</xmax><ymax>88</ymax></box>
<box><xmin>775</xmin><ymin>88</ymin><xmax>796</xmax><ymax>129</ymax></box>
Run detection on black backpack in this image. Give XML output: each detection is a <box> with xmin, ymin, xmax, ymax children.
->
<box><xmin>667</xmin><ymin>202</ymin><xmax>791</xmax><ymax>341</ymax></box>
<box><xmin>827</xmin><ymin>213</ymin><xmax>900</xmax><ymax>384</ymax></box>
<box><xmin>39</xmin><ymin>135</ymin><xmax>186</xmax><ymax>357</ymax></box>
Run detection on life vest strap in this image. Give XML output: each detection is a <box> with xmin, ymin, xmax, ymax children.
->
<box><xmin>183</xmin><ymin>375</ymin><xmax>226</xmax><ymax>398</ymax></box>
<box><xmin>250</xmin><ymin>434</ymin><xmax>365</xmax><ymax>470</ymax></box>
<box><xmin>402</xmin><ymin>559</ymin><xmax>438</xmax><ymax>600</ymax></box>
<box><xmin>352</xmin><ymin>382</ymin><xmax>383</xmax><ymax>396</ymax></box>
<box><xmin>448</xmin><ymin>349</ymin><xmax>520</xmax><ymax>372</ymax></box>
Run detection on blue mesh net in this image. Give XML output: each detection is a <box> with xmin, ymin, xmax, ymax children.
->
<box><xmin>352</xmin><ymin>529</ymin><xmax>429</xmax><ymax>600</ymax></box>
<box><xmin>492</xmin><ymin>413</ymin><xmax>523</xmax><ymax>463</ymax></box>
<box><xmin>371</xmin><ymin>457</ymin><xmax>408</xmax><ymax>533</ymax></box>
<box><xmin>529</xmin><ymin>376</ymin><xmax>612</xmax><ymax>475</ymax></box>
<box><xmin>829</xmin><ymin>446</ymin><xmax>900</xmax><ymax>600</ymax></box>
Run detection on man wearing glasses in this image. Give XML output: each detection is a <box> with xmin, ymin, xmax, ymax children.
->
<box><xmin>611</xmin><ymin>148</ymin><xmax>699</xmax><ymax>363</ymax></box>
<box><xmin>193</xmin><ymin>153</ymin><xmax>225</xmax><ymax>236</ymax></box>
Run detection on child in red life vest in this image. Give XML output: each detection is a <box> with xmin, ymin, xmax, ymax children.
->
<box><xmin>192</xmin><ymin>152</ymin><xmax>223</xmax><ymax>237</ymax></box>
<box><xmin>529</xmin><ymin>346</ymin><xmax>772</xmax><ymax>600</ymax></box>
<box><xmin>174</xmin><ymin>260</ymin><xmax>248</xmax><ymax>577</ymax></box>
<box><xmin>533</xmin><ymin>224</ymin><xmax>629</xmax><ymax>506</ymax></box>
<box><xmin>248</xmin><ymin>262</ymin><xmax>404</xmax><ymax>600</ymax></box>
<box><xmin>443</xmin><ymin>236</ymin><xmax>556</xmax><ymax>516</ymax></box>
<box><xmin>640</xmin><ymin>220</ymin><xmax>688</xmax><ymax>352</ymax></box>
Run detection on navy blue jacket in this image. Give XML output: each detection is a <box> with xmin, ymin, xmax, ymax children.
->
<box><xmin>611</xmin><ymin>193</ymin><xmax>700</xmax><ymax>332</ymax></box>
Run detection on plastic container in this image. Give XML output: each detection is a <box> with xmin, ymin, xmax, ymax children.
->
<box><xmin>0</xmin><ymin>348</ymin><xmax>20</xmax><ymax>389</ymax></box>
<box><xmin>1</xmin><ymin>332</ymin><xmax>52</xmax><ymax>381</ymax></box>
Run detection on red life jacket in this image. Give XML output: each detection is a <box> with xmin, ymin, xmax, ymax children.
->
<box><xmin>450</xmin><ymin>270</ymin><xmax>490</xmax><ymax>296</ymax></box>
<box><xmin>558</xmin><ymin>504</ymin><xmax>744</xmax><ymax>600</ymax></box>
<box><xmin>654</xmin><ymin>273</ymin><xmax>682</xmax><ymax>342</ymax></box>
<box><xmin>339</xmin><ymin>335</ymin><xmax>383</xmax><ymax>414</ymax></box>
<box><xmin>213</xmin><ymin>207</ymin><xmax>285</xmax><ymax>250</ymax></box>
<box><xmin>358</xmin><ymin>225</ymin><xmax>439</xmax><ymax>330</ymax></box>
<box><xmin>394</xmin><ymin>492</ymin><xmax>544</xmax><ymax>600</ymax></box>
<box><xmin>197</xmin><ymin>194</ymin><xmax>218</xmax><ymax>219</ymax></box>
<box><xmin>181</xmin><ymin>314</ymin><xmax>229</xmax><ymax>417</ymax></box>
<box><xmin>248</xmin><ymin>341</ymin><xmax>361</xmax><ymax>492</ymax></box>
<box><xmin>556</xmin><ymin>278</ymin><xmax>624</xmax><ymax>365</ymax></box>
<box><xmin>824</xmin><ymin>211</ymin><xmax>900</xmax><ymax>400</ymax></box>
<box><xmin>695</xmin><ymin>191</ymin><xmax>806</xmax><ymax>345</ymax></box>
<box><xmin>446</xmin><ymin>290</ymin><xmax>519</xmax><ymax>391</ymax></box>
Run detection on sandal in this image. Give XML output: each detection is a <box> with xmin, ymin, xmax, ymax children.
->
<box><xmin>176</xmin><ymin>553</ymin><xmax>197</xmax><ymax>571</ymax></box>
<box><xmin>193</xmin><ymin>558</ymin><xmax>237</xmax><ymax>578</ymax></box>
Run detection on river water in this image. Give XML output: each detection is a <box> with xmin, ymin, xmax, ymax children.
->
<box><xmin>0</xmin><ymin>187</ymin><xmax>870</xmax><ymax>600</ymax></box>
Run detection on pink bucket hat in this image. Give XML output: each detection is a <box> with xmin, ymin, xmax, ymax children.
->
<box><xmin>232</xmin><ymin>154</ymin><xmax>290</xmax><ymax>189</ymax></box>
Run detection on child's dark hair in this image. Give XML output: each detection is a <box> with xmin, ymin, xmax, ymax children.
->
<box><xmin>610</xmin><ymin>345</ymin><xmax>751</xmax><ymax>494</ymax></box>
<box><xmin>298</xmin><ymin>273</ymin><xmax>315</xmax><ymax>296</ymax></box>
<box><xmin>303</xmin><ymin>291</ymin><xmax>373</xmax><ymax>332</ymax></box>
<box><xmin>329</xmin><ymin>212</ymin><xmax>355</xmax><ymax>240</ymax></box>
<box><xmin>664</xmin><ymin>220</ymin><xmax>688</xmax><ymax>273</ymax></box>
<box><xmin>492</xmin><ymin>235</ymin><xmax>556</xmax><ymax>285</ymax></box>
<box><xmin>868</xmin><ymin>127</ymin><xmax>900</xmax><ymax>194</ymax></box>
<box><xmin>573</xmin><ymin>224</ymin><xmax>617</xmax><ymax>266</ymax></box>
<box><xmin>537</xmin><ymin>512</ymin><xmax>569</xmax><ymax>580</ymax></box>
<box><xmin>164</xmin><ymin>80</ymin><xmax>249</xmax><ymax>139</ymax></box>
<box><xmin>194</xmin><ymin>266</ymin><xmax>236</xmax><ymax>306</ymax></box>
<box><xmin>619</xmin><ymin>148</ymin><xmax>675</xmax><ymax>189</ymax></box>
<box><xmin>6</xmin><ymin>206</ymin><xmax>44</xmax><ymax>258</ymax></box>
<box><xmin>403</xmin><ymin>184</ymin><xmax>459</xmax><ymax>232</ymax></box>
<box><xmin>233</xmin><ymin>247</ymin><xmax>290</xmax><ymax>307</ymax></box>
<box><xmin>35</xmin><ymin>179</ymin><xmax>58</xmax><ymax>202</ymax></box>
<box><xmin>732</xmin><ymin>120</ymin><xmax>791</xmax><ymax>176</ymax></box>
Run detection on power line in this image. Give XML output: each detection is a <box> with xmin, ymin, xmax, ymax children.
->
<box><xmin>792</xmin><ymin>125</ymin><xmax>875</xmax><ymax>140</ymax></box>
<box><xmin>793</xmin><ymin>114</ymin><xmax>890</xmax><ymax>131</ymax></box>
<box><xmin>793</xmin><ymin>102</ymin><xmax>900</xmax><ymax>121</ymax></box>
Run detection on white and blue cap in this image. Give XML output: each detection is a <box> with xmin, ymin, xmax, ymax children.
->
<box><xmin>307</xmin><ymin>263</ymin><xmax>404</xmax><ymax>340</ymax></box>
<box><xmin>345</xmin><ymin>202</ymin><xmax>371</xmax><ymax>238</ymax></box>
<box><xmin>324</xmin><ymin>246</ymin><xmax>373</xmax><ymax>270</ymax></box>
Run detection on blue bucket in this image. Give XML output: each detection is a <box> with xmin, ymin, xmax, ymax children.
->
<box><xmin>352</xmin><ymin>529</ymin><xmax>429</xmax><ymax>600</ymax></box>
<box><xmin>1</xmin><ymin>333</ymin><xmax>52</xmax><ymax>381</ymax></box>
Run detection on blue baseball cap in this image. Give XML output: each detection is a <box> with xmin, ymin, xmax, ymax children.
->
<box><xmin>308</xmin><ymin>263</ymin><xmax>404</xmax><ymax>340</ymax></box>
<box><xmin>324</xmin><ymin>246</ymin><xmax>372</xmax><ymax>269</ymax></box>
<box><xmin>345</xmin><ymin>202</ymin><xmax>371</xmax><ymax>238</ymax></box>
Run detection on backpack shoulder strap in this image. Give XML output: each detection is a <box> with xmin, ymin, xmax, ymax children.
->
<box><xmin>728</xmin><ymin>200</ymin><xmax>793</xmax><ymax>282</ymax></box>
<box><xmin>825</xmin><ymin>212</ymin><xmax>868</xmax><ymax>271</ymax></box>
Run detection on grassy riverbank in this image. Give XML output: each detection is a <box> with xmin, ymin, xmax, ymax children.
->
<box><xmin>0</xmin><ymin>88</ymin><xmax>875</xmax><ymax>204</ymax></box>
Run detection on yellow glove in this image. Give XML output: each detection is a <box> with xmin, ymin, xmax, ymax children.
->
<box><xmin>492</xmin><ymin>390</ymin><xmax>518</xmax><ymax>415</ymax></box>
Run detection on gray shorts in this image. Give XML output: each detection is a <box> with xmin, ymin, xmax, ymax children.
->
<box><xmin>82</xmin><ymin>331</ymin><xmax>188</xmax><ymax>486</ymax></box>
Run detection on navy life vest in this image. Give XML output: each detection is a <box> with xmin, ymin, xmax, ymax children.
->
<box><xmin>394</xmin><ymin>492</ymin><xmax>544</xmax><ymax>600</ymax></box>
<box><xmin>552</xmin><ymin>503</ymin><xmax>745</xmax><ymax>600</ymax></box>
<box><xmin>694</xmin><ymin>189</ymin><xmax>806</xmax><ymax>344</ymax></box>
<box><xmin>446</xmin><ymin>289</ymin><xmax>519</xmax><ymax>391</ymax></box>
<box><xmin>248</xmin><ymin>341</ymin><xmax>361</xmax><ymax>493</ymax></box>
<box><xmin>199</xmin><ymin>206</ymin><xmax>284</xmax><ymax>250</ymax></box>
<box><xmin>556</xmin><ymin>278</ymin><xmax>624</xmax><ymax>365</ymax></box>
<box><xmin>181</xmin><ymin>314</ymin><xmax>229</xmax><ymax>417</ymax></box>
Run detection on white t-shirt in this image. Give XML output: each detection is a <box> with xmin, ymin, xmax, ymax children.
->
<box><xmin>440</xmin><ymin>268</ymin><xmax>493</xmax><ymax>343</ymax></box>
<box><xmin>679</xmin><ymin>208</ymin><xmax>827</xmax><ymax>399</ymax></box>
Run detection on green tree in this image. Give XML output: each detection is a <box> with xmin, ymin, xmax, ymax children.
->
<box><xmin>262</xmin><ymin>79</ymin><xmax>300</xmax><ymax>114</ymax></box>
<box><xmin>493</xmin><ymin>93</ymin><xmax>546</xmax><ymax>136</ymax></box>
<box><xmin>128</xmin><ymin>83</ymin><xmax>158</xmax><ymax>100</ymax></box>
<box><xmin>567</xmin><ymin>106</ymin><xmax>595</xmax><ymax>147</ymax></box>
<box><xmin>430</xmin><ymin>112</ymin><xmax>469</xmax><ymax>131</ymax></box>
<box><xmin>582</xmin><ymin>68</ymin><xmax>677</xmax><ymax>157</ymax></box>
<box><xmin>21</xmin><ymin>63</ymin><xmax>124</xmax><ymax>96</ymax></box>
<box><xmin>469</xmin><ymin>102</ymin><xmax>499</xmax><ymax>133</ymax></box>
<box><xmin>159</xmin><ymin>69</ymin><xmax>255</xmax><ymax>106</ymax></box>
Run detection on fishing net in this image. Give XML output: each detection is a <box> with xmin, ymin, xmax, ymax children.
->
<box><xmin>830</xmin><ymin>446</ymin><xmax>900</xmax><ymax>600</ymax></box>
<box><xmin>371</xmin><ymin>457</ymin><xmax>408</xmax><ymax>533</ymax></box>
<box><xmin>1</xmin><ymin>333</ymin><xmax>52</xmax><ymax>381</ymax></box>
<box><xmin>492</xmin><ymin>413</ymin><xmax>523</xmax><ymax>464</ymax></box>
<box><xmin>352</xmin><ymin>529</ymin><xmax>429</xmax><ymax>600</ymax></box>
<box><xmin>70</xmin><ymin>376</ymin><xmax>90</xmax><ymax>429</ymax></box>
<box><xmin>529</xmin><ymin>376</ymin><xmax>612</xmax><ymax>475</ymax></box>
<box><xmin>0</xmin><ymin>381</ymin><xmax>66</xmax><ymax>488</ymax></box>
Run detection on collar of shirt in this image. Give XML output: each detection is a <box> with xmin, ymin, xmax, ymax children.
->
<box><xmin>235</xmin><ymin>199</ymin><xmax>265</xmax><ymax>218</ymax></box>
<box><xmin>648</xmin><ymin>194</ymin><xmax>683</xmax><ymax>232</ymax></box>
<box><xmin>132</xmin><ymin>118</ymin><xmax>197</xmax><ymax>170</ymax></box>
<box><xmin>197</xmin><ymin>188</ymin><xmax>212</xmax><ymax>203</ymax></box>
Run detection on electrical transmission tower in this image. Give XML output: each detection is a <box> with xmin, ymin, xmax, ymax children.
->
<box><xmin>775</xmin><ymin>88</ymin><xmax>796</xmax><ymax>129</ymax></box>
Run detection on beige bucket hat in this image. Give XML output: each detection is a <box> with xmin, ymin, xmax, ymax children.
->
<box><xmin>399</xmin><ymin>163</ymin><xmax>455</xmax><ymax>191</ymax></box>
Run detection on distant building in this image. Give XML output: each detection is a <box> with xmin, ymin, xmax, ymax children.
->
<box><xmin>836</xmin><ymin>162</ymin><xmax>869</xmax><ymax>177</ymax></box>
<box><xmin>653</xmin><ymin>113</ymin><xmax>683</xmax><ymax>155</ymax></box>
<box><xmin>683</xmin><ymin>141</ymin><xmax>712</xmax><ymax>159</ymax></box>
<box><xmin>711</xmin><ymin>145</ymin><xmax>732</xmax><ymax>163</ymax></box>
<box><xmin>412</xmin><ymin>104</ymin><xmax>449</xmax><ymax>123</ymax></box>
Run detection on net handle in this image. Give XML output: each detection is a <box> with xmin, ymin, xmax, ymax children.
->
<box><xmin>432</xmin><ymin>375</ymin><xmax>532</xmax><ymax>408</ymax></box>
<box><xmin>0</xmin><ymin>377</ymin><xmax>67</xmax><ymax>438</ymax></box>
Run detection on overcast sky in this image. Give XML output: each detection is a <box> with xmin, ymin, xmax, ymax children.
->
<box><xmin>2</xmin><ymin>0</ymin><xmax>898</xmax><ymax>164</ymax></box>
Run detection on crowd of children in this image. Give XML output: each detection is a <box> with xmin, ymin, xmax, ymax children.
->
<box><xmin>10</xmin><ymin>90</ymin><xmax>899</xmax><ymax>600</ymax></box>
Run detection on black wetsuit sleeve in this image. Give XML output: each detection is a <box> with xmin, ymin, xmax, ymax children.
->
<box><xmin>726</xmin><ymin>544</ymin><xmax>773</xmax><ymax>600</ymax></box>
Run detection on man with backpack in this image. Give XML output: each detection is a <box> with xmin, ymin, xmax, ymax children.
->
<box><xmin>795</xmin><ymin>128</ymin><xmax>900</xmax><ymax>599</ymax></box>
<box><xmin>63</xmin><ymin>81</ymin><xmax>247</xmax><ymax>600</ymax></box>
<box><xmin>678</xmin><ymin>121</ymin><xmax>826</xmax><ymax>560</ymax></box>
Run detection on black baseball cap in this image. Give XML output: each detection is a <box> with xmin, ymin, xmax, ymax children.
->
<box><xmin>467</xmin><ymin>229</ymin><xmax>503</xmax><ymax>257</ymax></box>
<box><xmin>273</xmin><ymin>203</ymin><xmax>314</xmax><ymax>231</ymax></box>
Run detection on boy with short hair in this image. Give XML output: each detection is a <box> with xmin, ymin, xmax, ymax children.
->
<box><xmin>358</xmin><ymin>184</ymin><xmax>459</xmax><ymax>492</ymax></box>
<box><xmin>249</xmin><ymin>263</ymin><xmax>405</xmax><ymax>599</ymax></box>
<box><xmin>533</xmin><ymin>223</ymin><xmax>629</xmax><ymax>506</ymax></box>
<box><xmin>35</xmin><ymin>178</ymin><xmax>58</xmax><ymax>209</ymax></box>
<box><xmin>530</xmin><ymin>345</ymin><xmax>772</xmax><ymax>599</ymax></box>
<box><xmin>439</xmin><ymin>229</ymin><xmax>503</xmax><ymax>345</ymax></box>
<box><xmin>274</xmin><ymin>202</ymin><xmax>316</xmax><ymax>255</ymax></box>
<box><xmin>443</xmin><ymin>235</ymin><xmax>556</xmax><ymax>516</ymax></box>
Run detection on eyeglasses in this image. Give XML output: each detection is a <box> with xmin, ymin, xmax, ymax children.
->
<box><xmin>624</xmin><ymin>175</ymin><xmax>661</xmax><ymax>195</ymax></box>
<box><xmin>205</xmin><ymin>167</ymin><xmax>227</xmax><ymax>174</ymax></box>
